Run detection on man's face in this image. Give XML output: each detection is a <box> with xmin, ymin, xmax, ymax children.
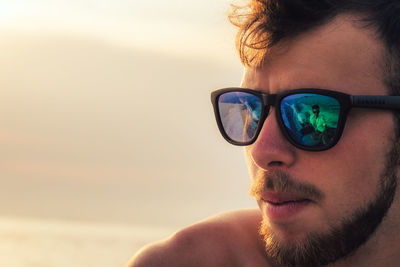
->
<box><xmin>242</xmin><ymin>15</ymin><xmax>399</xmax><ymax>265</ymax></box>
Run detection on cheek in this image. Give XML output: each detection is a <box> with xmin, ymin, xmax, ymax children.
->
<box><xmin>302</xmin><ymin>152</ymin><xmax>381</xmax><ymax>228</ymax></box>
<box><xmin>244</xmin><ymin>147</ymin><xmax>259</xmax><ymax>179</ymax></box>
<box><xmin>314</xmin><ymin>112</ymin><xmax>395</xmax><ymax>219</ymax></box>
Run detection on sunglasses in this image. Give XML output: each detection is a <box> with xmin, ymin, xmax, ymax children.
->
<box><xmin>211</xmin><ymin>88</ymin><xmax>400</xmax><ymax>151</ymax></box>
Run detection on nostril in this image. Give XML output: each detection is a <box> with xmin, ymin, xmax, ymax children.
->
<box><xmin>269</xmin><ymin>161</ymin><xmax>283</xmax><ymax>166</ymax></box>
<box><xmin>268</xmin><ymin>161</ymin><xmax>283</xmax><ymax>166</ymax></box>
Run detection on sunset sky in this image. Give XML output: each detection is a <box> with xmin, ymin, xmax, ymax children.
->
<box><xmin>0</xmin><ymin>0</ymin><xmax>255</xmax><ymax>230</ymax></box>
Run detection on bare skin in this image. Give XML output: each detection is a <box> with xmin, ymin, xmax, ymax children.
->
<box><xmin>127</xmin><ymin>209</ymin><xmax>270</xmax><ymax>267</ymax></box>
<box><xmin>127</xmin><ymin>14</ymin><xmax>400</xmax><ymax>267</ymax></box>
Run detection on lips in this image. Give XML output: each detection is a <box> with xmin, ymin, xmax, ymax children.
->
<box><xmin>260</xmin><ymin>191</ymin><xmax>312</xmax><ymax>221</ymax></box>
<box><xmin>261</xmin><ymin>191</ymin><xmax>311</xmax><ymax>204</ymax></box>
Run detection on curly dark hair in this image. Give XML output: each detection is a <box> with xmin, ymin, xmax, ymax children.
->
<box><xmin>229</xmin><ymin>0</ymin><xmax>400</xmax><ymax>96</ymax></box>
<box><xmin>229</xmin><ymin>0</ymin><xmax>400</xmax><ymax>138</ymax></box>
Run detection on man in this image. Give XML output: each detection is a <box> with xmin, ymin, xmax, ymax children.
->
<box><xmin>310</xmin><ymin>105</ymin><xmax>325</xmax><ymax>133</ymax></box>
<box><xmin>127</xmin><ymin>1</ymin><xmax>400</xmax><ymax>266</ymax></box>
<box><xmin>309</xmin><ymin>105</ymin><xmax>328</xmax><ymax>144</ymax></box>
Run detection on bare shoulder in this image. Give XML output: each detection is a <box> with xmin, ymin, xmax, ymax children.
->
<box><xmin>126</xmin><ymin>209</ymin><xmax>263</xmax><ymax>267</ymax></box>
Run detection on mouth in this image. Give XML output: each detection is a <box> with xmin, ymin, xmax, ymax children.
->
<box><xmin>260</xmin><ymin>191</ymin><xmax>313</xmax><ymax>221</ymax></box>
<box><xmin>266</xmin><ymin>199</ymin><xmax>311</xmax><ymax>206</ymax></box>
<box><xmin>261</xmin><ymin>191</ymin><xmax>312</xmax><ymax>204</ymax></box>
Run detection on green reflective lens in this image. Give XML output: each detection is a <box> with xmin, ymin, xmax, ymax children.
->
<box><xmin>280</xmin><ymin>93</ymin><xmax>340</xmax><ymax>148</ymax></box>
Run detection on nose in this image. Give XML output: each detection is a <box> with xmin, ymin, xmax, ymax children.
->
<box><xmin>246</xmin><ymin>109</ymin><xmax>296</xmax><ymax>169</ymax></box>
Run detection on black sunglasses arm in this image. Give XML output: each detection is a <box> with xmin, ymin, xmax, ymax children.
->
<box><xmin>351</xmin><ymin>95</ymin><xmax>400</xmax><ymax>110</ymax></box>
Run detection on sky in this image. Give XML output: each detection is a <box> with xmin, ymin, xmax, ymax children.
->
<box><xmin>0</xmin><ymin>0</ymin><xmax>239</xmax><ymax>60</ymax></box>
<box><xmin>0</xmin><ymin>0</ymin><xmax>256</xmax><ymax>230</ymax></box>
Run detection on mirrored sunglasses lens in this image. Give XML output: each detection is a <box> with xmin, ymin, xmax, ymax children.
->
<box><xmin>280</xmin><ymin>93</ymin><xmax>340</xmax><ymax>148</ymax></box>
<box><xmin>218</xmin><ymin>92</ymin><xmax>262</xmax><ymax>143</ymax></box>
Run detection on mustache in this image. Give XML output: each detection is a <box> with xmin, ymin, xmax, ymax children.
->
<box><xmin>249</xmin><ymin>170</ymin><xmax>324</xmax><ymax>202</ymax></box>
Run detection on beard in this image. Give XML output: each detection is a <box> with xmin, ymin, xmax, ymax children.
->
<box><xmin>250</xmin><ymin>143</ymin><xmax>400</xmax><ymax>267</ymax></box>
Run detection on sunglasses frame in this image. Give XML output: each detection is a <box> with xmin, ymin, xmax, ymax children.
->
<box><xmin>211</xmin><ymin>87</ymin><xmax>400</xmax><ymax>151</ymax></box>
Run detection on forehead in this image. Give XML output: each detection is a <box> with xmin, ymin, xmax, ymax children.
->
<box><xmin>241</xmin><ymin>14</ymin><xmax>387</xmax><ymax>96</ymax></box>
